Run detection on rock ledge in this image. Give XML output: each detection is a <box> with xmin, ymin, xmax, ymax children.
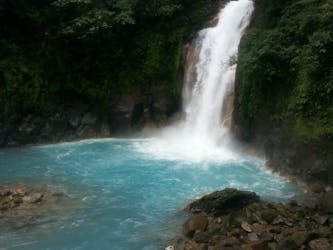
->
<box><xmin>169</xmin><ymin>188</ymin><xmax>333</xmax><ymax>250</ymax></box>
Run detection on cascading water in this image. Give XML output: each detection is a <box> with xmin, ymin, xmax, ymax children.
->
<box><xmin>0</xmin><ymin>2</ymin><xmax>306</xmax><ymax>249</ymax></box>
<box><xmin>138</xmin><ymin>0</ymin><xmax>254</xmax><ymax>162</ymax></box>
<box><xmin>183</xmin><ymin>0</ymin><xmax>254</xmax><ymax>146</ymax></box>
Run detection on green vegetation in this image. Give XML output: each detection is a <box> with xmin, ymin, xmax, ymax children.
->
<box><xmin>237</xmin><ymin>0</ymin><xmax>333</xmax><ymax>139</ymax></box>
<box><xmin>3</xmin><ymin>0</ymin><xmax>331</xmax><ymax>142</ymax></box>
<box><xmin>0</xmin><ymin>0</ymin><xmax>220</xmax><ymax>119</ymax></box>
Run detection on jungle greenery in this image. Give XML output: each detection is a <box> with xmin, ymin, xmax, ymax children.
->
<box><xmin>1</xmin><ymin>0</ymin><xmax>332</xmax><ymax>141</ymax></box>
<box><xmin>0</xmin><ymin>0</ymin><xmax>220</xmax><ymax>118</ymax></box>
<box><xmin>237</xmin><ymin>0</ymin><xmax>333</xmax><ymax>139</ymax></box>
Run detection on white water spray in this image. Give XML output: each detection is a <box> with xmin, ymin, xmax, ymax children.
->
<box><xmin>183</xmin><ymin>0</ymin><xmax>254</xmax><ymax>145</ymax></box>
<box><xmin>137</xmin><ymin>0</ymin><xmax>254</xmax><ymax>162</ymax></box>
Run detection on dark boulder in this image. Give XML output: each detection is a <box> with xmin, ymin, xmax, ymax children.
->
<box><xmin>76</xmin><ymin>125</ymin><xmax>96</xmax><ymax>138</ymax></box>
<box><xmin>277</xmin><ymin>239</ymin><xmax>299</xmax><ymax>250</ymax></box>
<box><xmin>308</xmin><ymin>238</ymin><xmax>331</xmax><ymax>250</ymax></box>
<box><xmin>242</xmin><ymin>240</ymin><xmax>269</xmax><ymax>250</ymax></box>
<box><xmin>320</xmin><ymin>191</ymin><xmax>333</xmax><ymax>213</ymax></box>
<box><xmin>183</xmin><ymin>215</ymin><xmax>209</xmax><ymax>238</ymax></box>
<box><xmin>81</xmin><ymin>113</ymin><xmax>97</xmax><ymax>125</ymax></box>
<box><xmin>68</xmin><ymin>113</ymin><xmax>81</xmax><ymax>127</ymax></box>
<box><xmin>187</xmin><ymin>188</ymin><xmax>260</xmax><ymax>215</ymax></box>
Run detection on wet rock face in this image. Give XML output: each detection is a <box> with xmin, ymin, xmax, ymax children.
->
<box><xmin>81</xmin><ymin>113</ymin><xmax>97</xmax><ymax>126</ymax></box>
<box><xmin>320</xmin><ymin>191</ymin><xmax>333</xmax><ymax>213</ymax></box>
<box><xmin>170</xmin><ymin>189</ymin><xmax>333</xmax><ymax>250</ymax></box>
<box><xmin>183</xmin><ymin>215</ymin><xmax>209</xmax><ymax>237</ymax></box>
<box><xmin>1</xmin><ymin>87</ymin><xmax>178</xmax><ymax>147</ymax></box>
<box><xmin>233</xmin><ymin>107</ymin><xmax>333</xmax><ymax>190</ymax></box>
<box><xmin>308</xmin><ymin>238</ymin><xmax>331</xmax><ymax>250</ymax></box>
<box><xmin>187</xmin><ymin>188</ymin><xmax>260</xmax><ymax>215</ymax></box>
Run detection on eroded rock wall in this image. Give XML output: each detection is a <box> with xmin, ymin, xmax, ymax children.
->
<box><xmin>0</xmin><ymin>87</ymin><xmax>178</xmax><ymax>147</ymax></box>
<box><xmin>233</xmin><ymin>0</ymin><xmax>333</xmax><ymax>190</ymax></box>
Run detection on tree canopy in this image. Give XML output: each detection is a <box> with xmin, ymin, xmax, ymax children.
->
<box><xmin>237</xmin><ymin>0</ymin><xmax>333</xmax><ymax>139</ymax></box>
<box><xmin>0</xmin><ymin>0</ymin><xmax>219</xmax><ymax>119</ymax></box>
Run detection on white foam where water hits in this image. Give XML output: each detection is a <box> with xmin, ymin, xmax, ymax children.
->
<box><xmin>134</xmin><ymin>127</ymin><xmax>239</xmax><ymax>163</ymax></box>
<box><xmin>0</xmin><ymin>2</ymin><xmax>308</xmax><ymax>249</ymax></box>
<box><xmin>136</xmin><ymin>0</ymin><xmax>254</xmax><ymax>163</ymax></box>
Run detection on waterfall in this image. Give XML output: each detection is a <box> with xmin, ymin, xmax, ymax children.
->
<box><xmin>183</xmin><ymin>0</ymin><xmax>254</xmax><ymax>147</ymax></box>
<box><xmin>138</xmin><ymin>0</ymin><xmax>254</xmax><ymax>162</ymax></box>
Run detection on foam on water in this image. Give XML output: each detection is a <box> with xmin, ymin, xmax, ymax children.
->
<box><xmin>133</xmin><ymin>126</ymin><xmax>238</xmax><ymax>163</ymax></box>
<box><xmin>135</xmin><ymin>0</ymin><xmax>254</xmax><ymax>163</ymax></box>
<box><xmin>0</xmin><ymin>1</ymin><xmax>307</xmax><ymax>249</ymax></box>
<box><xmin>182</xmin><ymin>0</ymin><xmax>253</xmax><ymax>145</ymax></box>
<box><xmin>0</xmin><ymin>139</ymin><xmax>306</xmax><ymax>249</ymax></box>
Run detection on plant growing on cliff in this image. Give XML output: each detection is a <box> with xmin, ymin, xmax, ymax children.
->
<box><xmin>237</xmin><ymin>0</ymin><xmax>333</xmax><ymax>139</ymax></box>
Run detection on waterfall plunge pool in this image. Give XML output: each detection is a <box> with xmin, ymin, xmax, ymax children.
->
<box><xmin>0</xmin><ymin>138</ymin><xmax>306</xmax><ymax>250</ymax></box>
<box><xmin>0</xmin><ymin>1</ymin><xmax>307</xmax><ymax>249</ymax></box>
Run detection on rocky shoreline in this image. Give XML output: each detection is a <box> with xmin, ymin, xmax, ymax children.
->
<box><xmin>0</xmin><ymin>185</ymin><xmax>65</xmax><ymax>211</ymax></box>
<box><xmin>0</xmin><ymin>185</ymin><xmax>71</xmax><ymax>229</ymax></box>
<box><xmin>168</xmin><ymin>188</ymin><xmax>333</xmax><ymax>250</ymax></box>
<box><xmin>1</xmin><ymin>186</ymin><xmax>333</xmax><ymax>249</ymax></box>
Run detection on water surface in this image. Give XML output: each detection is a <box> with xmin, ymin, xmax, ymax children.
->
<box><xmin>0</xmin><ymin>139</ymin><xmax>305</xmax><ymax>250</ymax></box>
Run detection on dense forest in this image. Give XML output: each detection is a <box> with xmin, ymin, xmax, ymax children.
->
<box><xmin>235</xmin><ymin>0</ymin><xmax>333</xmax><ymax>186</ymax></box>
<box><xmin>0</xmin><ymin>0</ymin><xmax>218</xmax><ymax>110</ymax></box>
<box><xmin>0</xmin><ymin>0</ymin><xmax>220</xmax><ymax>144</ymax></box>
<box><xmin>237</xmin><ymin>0</ymin><xmax>333</xmax><ymax>139</ymax></box>
<box><xmin>1</xmin><ymin>0</ymin><xmax>332</xmax><ymax>185</ymax></box>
